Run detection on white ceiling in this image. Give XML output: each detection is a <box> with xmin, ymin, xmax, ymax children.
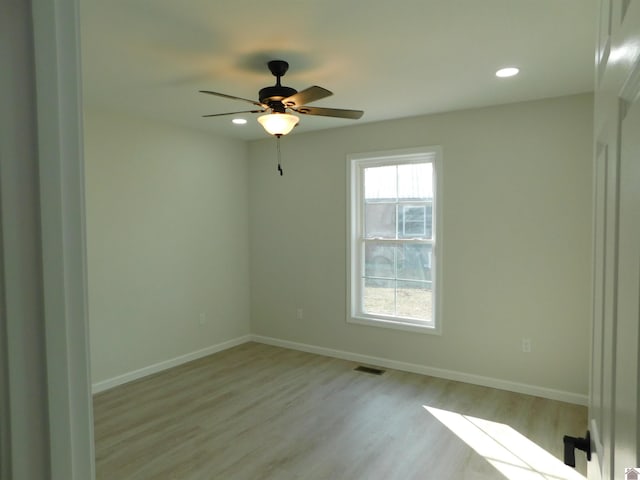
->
<box><xmin>80</xmin><ymin>0</ymin><xmax>596</xmax><ymax>141</ymax></box>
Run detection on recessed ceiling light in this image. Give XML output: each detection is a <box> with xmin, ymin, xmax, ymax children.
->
<box><xmin>232</xmin><ymin>118</ymin><xmax>247</xmax><ymax>125</ymax></box>
<box><xmin>496</xmin><ymin>67</ymin><xmax>520</xmax><ymax>78</ymax></box>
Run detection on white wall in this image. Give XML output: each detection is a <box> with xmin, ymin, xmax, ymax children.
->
<box><xmin>84</xmin><ymin>109</ymin><xmax>250</xmax><ymax>384</ymax></box>
<box><xmin>248</xmin><ymin>93</ymin><xmax>593</xmax><ymax>397</ymax></box>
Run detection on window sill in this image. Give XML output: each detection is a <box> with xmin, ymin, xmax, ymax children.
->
<box><xmin>348</xmin><ymin>315</ymin><xmax>441</xmax><ymax>335</ymax></box>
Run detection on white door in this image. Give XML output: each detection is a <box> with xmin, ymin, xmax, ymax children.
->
<box><xmin>589</xmin><ymin>1</ymin><xmax>640</xmax><ymax>479</ymax></box>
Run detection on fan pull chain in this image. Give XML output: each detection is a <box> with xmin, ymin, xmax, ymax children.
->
<box><xmin>276</xmin><ymin>135</ymin><xmax>283</xmax><ymax>176</ymax></box>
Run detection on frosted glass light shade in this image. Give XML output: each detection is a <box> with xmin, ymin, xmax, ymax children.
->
<box><xmin>257</xmin><ymin>113</ymin><xmax>299</xmax><ymax>136</ymax></box>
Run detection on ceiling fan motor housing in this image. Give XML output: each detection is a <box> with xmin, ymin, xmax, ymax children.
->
<box><xmin>259</xmin><ymin>85</ymin><xmax>297</xmax><ymax>110</ymax></box>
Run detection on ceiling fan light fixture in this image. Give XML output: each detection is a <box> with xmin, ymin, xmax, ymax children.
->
<box><xmin>257</xmin><ymin>113</ymin><xmax>299</xmax><ymax>136</ymax></box>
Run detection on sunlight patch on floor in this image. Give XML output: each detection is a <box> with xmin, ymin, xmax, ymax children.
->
<box><xmin>424</xmin><ymin>406</ymin><xmax>586</xmax><ymax>480</ymax></box>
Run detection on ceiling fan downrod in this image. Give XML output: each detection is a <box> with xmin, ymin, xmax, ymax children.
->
<box><xmin>259</xmin><ymin>60</ymin><xmax>297</xmax><ymax>108</ymax></box>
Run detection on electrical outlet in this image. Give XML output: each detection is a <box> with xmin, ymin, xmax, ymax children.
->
<box><xmin>199</xmin><ymin>313</ymin><xmax>206</xmax><ymax>325</ymax></box>
<box><xmin>522</xmin><ymin>338</ymin><xmax>531</xmax><ymax>353</ymax></box>
<box><xmin>296</xmin><ymin>308</ymin><xmax>303</xmax><ymax>320</ymax></box>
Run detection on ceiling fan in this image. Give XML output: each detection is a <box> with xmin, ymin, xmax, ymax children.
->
<box><xmin>200</xmin><ymin>60</ymin><xmax>364</xmax><ymax>137</ymax></box>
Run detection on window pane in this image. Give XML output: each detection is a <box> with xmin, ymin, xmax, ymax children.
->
<box><xmin>397</xmin><ymin>244</ymin><xmax>432</xmax><ymax>281</ymax></box>
<box><xmin>364</xmin><ymin>165</ymin><xmax>396</xmax><ymax>199</ymax></box>
<box><xmin>396</xmin><ymin>280</ymin><xmax>432</xmax><ymax>321</ymax></box>
<box><xmin>365</xmin><ymin>203</ymin><xmax>396</xmax><ymax>238</ymax></box>
<box><xmin>364</xmin><ymin>242</ymin><xmax>395</xmax><ymax>279</ymax></box>
<box><xmin>397</xmin><ymin>163</ymin><xmax>432</xmax><ymax>200</ymax></box>
<box><xmin>363</xmin><ymin>279</ymin><xmax>395</xmax><ymax>316</ymax></box>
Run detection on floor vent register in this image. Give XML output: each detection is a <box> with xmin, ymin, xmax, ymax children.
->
<box><xmin>353</xmin><ymin>365</ymin><xmax>385</xmax><ymax>376</ymax></box>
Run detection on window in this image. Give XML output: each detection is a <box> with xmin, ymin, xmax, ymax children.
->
<box><xmin>348</xmin><ymin>147</ymin><xmax>442</xmax><ymax>333</ymax></box>
<box><xmin>401</xmin><ymin>205</ymin><xmax>428</xmax><ymax>237</ymax></box>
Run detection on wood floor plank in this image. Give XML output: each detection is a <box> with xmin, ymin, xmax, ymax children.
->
<box><xmin>93</xmin><ymin>342</ymin><xmax>588</xmax><ymax>479</ymax></box>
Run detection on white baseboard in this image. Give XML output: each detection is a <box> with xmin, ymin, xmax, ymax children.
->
<box><xmin>250</xmin><ymin>334</ymin><xmax>588</xmax><ymax>406</ymax></box>
<box><xmin>92</xmin><ymin>335</ymin><xmax>252</xmax><ymax>394</ymax></box>
<box><xmin>92</xmin><ymin>333</ymin><xmax>588</xmax><ymax>406</ymax></box>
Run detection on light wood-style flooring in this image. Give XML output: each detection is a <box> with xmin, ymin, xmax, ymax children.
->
<box><xmin>93</xmin><ymin>342</ymin><xmax>588</xmax><ymax>479</ymax></box>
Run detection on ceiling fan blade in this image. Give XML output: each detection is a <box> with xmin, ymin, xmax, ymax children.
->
<box><xmin>200</xmin><ymin>90</ymin><xmax>265</xmax><ymax>108</ymax></box>
<box><xmin>294</xmin><ymin>106</ymin><xmax>364</xmax><ymax>119</ymax></box>
<box><xmin>202</xmin><ymin>109</ymin><xmax>265</xmax><ymax>117</ymax></box>
<box><xmin>283</xmin><ymin>86</ymin><xmax>332</xmax><ymax>107</ymax></box>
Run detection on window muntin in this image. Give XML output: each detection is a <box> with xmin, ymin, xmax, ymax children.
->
<box><xmin>349</xmin><ymin>147</ymin><xmax>441</xmax><ymax>333</ymax></box>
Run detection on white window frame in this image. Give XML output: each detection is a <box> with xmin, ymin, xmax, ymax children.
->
<box><xmin>347</xmin><ymin>146</ymin><xmax>443</xmax><ymax>335</ymax></box>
